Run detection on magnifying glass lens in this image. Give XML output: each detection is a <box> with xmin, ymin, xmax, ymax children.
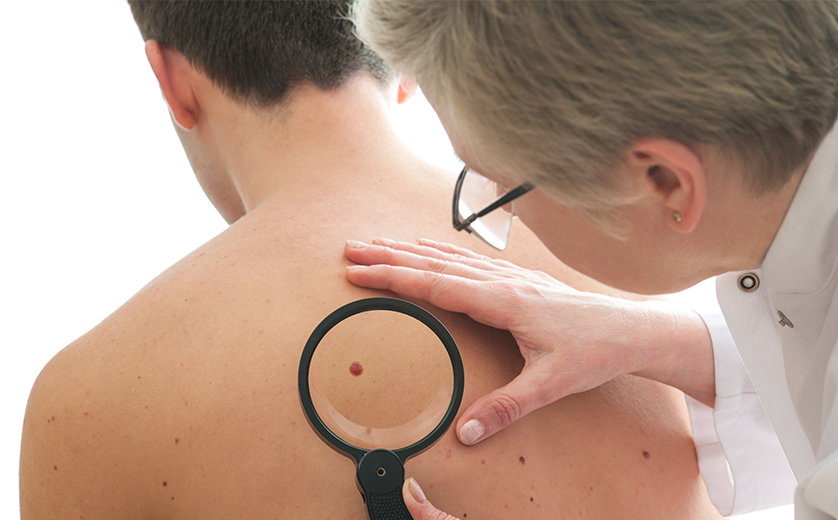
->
<box><xmin>308</xmin><ymin>309</ymin><xmax>454</xmax><ymax>450</ymax></box>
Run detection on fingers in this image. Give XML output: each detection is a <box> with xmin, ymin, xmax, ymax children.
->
<box><xmin>346</xmin><ymin>239</ymin><xmax>503</xmax><ymax>276</ymax></box>
<box><xmin>346</xmin><ymin>243</ymin><xmax>496</xmax><ymax>282</ymax></box>
<box><xmin>414</xmin><ymin>239</ymin><xmax>522</xmax><ymax>270</ymax></box>
<box><xmin>456</xmin><ymin>364</ymin><xmax>565</xmax><ymax>445</ymax></box>
<box><xmin>345</xmin><ymin>263</ymin><xmax>511</xmax><ymax>330</ymax></box>
<box><xmin>403</xmin><ymin>478</ymin><xmax>461</xmax><ymax>520</ymax></box>
<box><xmin>415</xmin><ymin>238</ymin><xmax>493</xmax><ymax>261</ymax></box>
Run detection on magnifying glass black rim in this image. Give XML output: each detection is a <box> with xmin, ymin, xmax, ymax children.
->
<box><xmin>298</xmin><ymin>297</ymin><xmax>464</xmax><ymax>465</ymax></box>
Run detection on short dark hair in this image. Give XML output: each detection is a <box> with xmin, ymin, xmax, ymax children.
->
<box><xmin>128</xmin><ymin>0</ymin><xmax>390</xmax><ymax>107</ymax></box>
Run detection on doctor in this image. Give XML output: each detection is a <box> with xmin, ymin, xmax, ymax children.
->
<box><xmin>344</xmin><ymin>2</ymin><xmax>838</xmax><ymax>519</ymax></box>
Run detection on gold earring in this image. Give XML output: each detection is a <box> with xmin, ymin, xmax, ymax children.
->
<box><xmin>673</xmin><ymin>212</ymin><xmax>682</xmax><ymax>223</ymax></box>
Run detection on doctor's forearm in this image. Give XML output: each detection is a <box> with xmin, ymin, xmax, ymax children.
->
<box><xmin>630</xmin><ymin>301</ymin><xmax>716</xmax><ymax>408</ymax></box>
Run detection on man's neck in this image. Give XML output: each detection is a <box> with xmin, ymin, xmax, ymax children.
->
<box><xmin>203</xmin><ymin>75</ymin><xmax>407</xmax><ymax>218</ymax></box>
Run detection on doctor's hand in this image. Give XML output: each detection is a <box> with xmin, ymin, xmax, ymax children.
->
<box><xmin>345</xmin><ymin>238</ymin><xmax>715</xmax><ymax>446</ymax></box>
<box><xmin>403</xmin><ymin>478</ymin><xmax>460</xmax><ymax>520</ymax></box>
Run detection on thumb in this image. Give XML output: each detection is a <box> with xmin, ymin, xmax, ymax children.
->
<box><xmin>403</xmin><ymin>478</ymin><xmax>460</xmax><ymax>520</ymax></box>
<box><xmin>456</xmin><ymin>365</ymin><xmax>560</xmax><ymax>445</ymax></box>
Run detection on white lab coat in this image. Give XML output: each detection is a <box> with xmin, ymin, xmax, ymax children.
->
<box><xmin>686</xmin><ymin>122</ymin><xmax>838</xmax><ymax>518</ymax></box>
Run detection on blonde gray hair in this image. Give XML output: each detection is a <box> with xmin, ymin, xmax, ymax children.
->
<box><xmin>354</xmin><ymin>0</ymin><xmax>838</xmax><ymax>220</ymax></box>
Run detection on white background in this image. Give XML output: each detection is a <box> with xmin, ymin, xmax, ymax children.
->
<box><xmin>0</xmin><ymin>1</ymin><xmax>791</xmax><ymax>518</ymax></box>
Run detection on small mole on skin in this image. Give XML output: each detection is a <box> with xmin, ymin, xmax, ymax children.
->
<box><xmin>481</xmin><ymin>460</ymin><xmax>485</xmax><ymax>465</ymax></box>
<box><xmin>349</xmin><ymin>361</ymin><xmax>364</xmax><ymax>376</ymax></box>
<box><xmin>519</xmin><ymin>456</ymin><xmax>526</xmax><ymax>465</ymax></box>
<box><xmin>54</xmin><ymin>466</ymin><xmax>58</xmax><ymax>471</ymax></box>
<box><xmin>163</xmin><ymin>481</ymin><xmax>167</xmax><ymax>487</ymax></box>
<box><xmin>175</xmin><ymin>438</ymin><xmax>179</xmax><ymax>444</ymax></box>
<box><xmin>643</xmin><ymin>451</ymin><xmax>650</xmax><ymax>459</ymax></box>
<box><xmin>530</xmin><ymin>497</ymin><xmax>534</xmax><ymax>502</ymax></box>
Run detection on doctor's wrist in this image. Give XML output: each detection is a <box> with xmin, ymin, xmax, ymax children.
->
<box><xmin>629</xmin><ymin>301</ymin><xmax>716</xmax><ymax>407</ymax></box>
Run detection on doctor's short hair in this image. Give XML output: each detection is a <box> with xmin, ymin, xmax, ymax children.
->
<box><xmin>354</xmin><ymin>0</ymin><xmax>838</xmax><ymax>222</ymax></box>
<box><xmin>128</xmin><ymin>0</ymin><xmax>389</xmax><ymax>108</ymax></box>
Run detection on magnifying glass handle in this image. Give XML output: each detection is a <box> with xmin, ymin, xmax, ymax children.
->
<box><xmin>357</xmin><ymin>449</ymin><xmax>412</xmax><ymax>519</ymax></box>
<box><xmin>366</xmin><ymin>488</ymin><xmax>412</xmax><ymax>519</ymax></box>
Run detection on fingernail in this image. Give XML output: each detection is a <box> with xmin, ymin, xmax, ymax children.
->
<box><xmin>346</xmin><ymin>240</ymin><xmax>367</xmax><ymax>249</ymax></box>
<box><xmin>459</xmin><ymin>420</ymin><xmax>486</xmax><ymax>445</ymax></box>
<box><xmin>373</xmin><ymin>237</ymin><xmax>396</xmax><ymax>246</ymax></box>
<box><xmin>408</xmin><ymin>478</ymin><xmax>426</xmax><ymax>504</ymax></box>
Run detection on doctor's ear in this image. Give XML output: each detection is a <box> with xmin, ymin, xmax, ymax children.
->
<box><xmin>625</xmin><ymin>138</ymin><xmax>707</xmax><ymax>233</ymax></box>
<box><xmin>396</xmin><ymin>75</ymin><xmax>417</xmax><ymax>105</ymax></box>
<box><xmin>144</xmin><ymin>40</ymin><xmax>198</xmax><ymax>131</ymax></box>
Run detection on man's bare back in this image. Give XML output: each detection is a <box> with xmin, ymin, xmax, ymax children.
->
<box><xmin>20</xmin><ymin>3</ymin><xmax>720</xmax><ymax>518</ymax></box>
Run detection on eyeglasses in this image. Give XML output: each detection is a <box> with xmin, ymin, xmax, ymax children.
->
<box><xmin>452</xmin><ymin>166</ymin><xmax>535</xmax><ymax>250</ymax></box>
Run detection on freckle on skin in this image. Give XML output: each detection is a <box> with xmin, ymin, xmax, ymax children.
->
<box><xmin>54</xmin><ymin>466</ymin><xmax>58</xmax><ymax>471</ymax></box>
<box><xmin>175</xmin><ymin>438</ymin><xmax>179</xmax><ymax>444</ymax></box>
<box><xmin>481</xmin><ymin>460</ymin><xmax>485</xmax><ymax>465</ymax></box>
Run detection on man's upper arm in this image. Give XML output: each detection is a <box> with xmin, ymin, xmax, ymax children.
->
<box><xmin>20</xmin><ymin>345</ymin><xmax>146</xmax><ymax>519</ymax></box>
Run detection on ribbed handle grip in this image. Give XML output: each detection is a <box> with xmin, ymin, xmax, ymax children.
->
<box><xmin>367</xmin><ymin>487</ymin><xmax>412</xmax><ymax>519</ymax></box>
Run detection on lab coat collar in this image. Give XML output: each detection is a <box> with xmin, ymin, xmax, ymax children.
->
<box><xmin>761</xmin><ymin>121</ymin><xmax>838</xmax><ymax>295</ymax></box>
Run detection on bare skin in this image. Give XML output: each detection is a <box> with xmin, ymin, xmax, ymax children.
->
<box><xmin>20</xmin><ymin>46</ymin><xmax>720</xmax><ymax>519</ymax></box>
<box><xmin>342</xmin><ymin>92</ymin><xmax>806</xmax><ymax>479</ymax></box>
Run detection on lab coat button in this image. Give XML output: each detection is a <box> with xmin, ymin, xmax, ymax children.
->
<box><xmin>738</xmin><ymin>273</ymin><xmax>760</xmax><ymax>293</ymax></box>
<box><xmin>778</xmin><ymin>311</ymin><xmax>794</xmax><ymax>328</ymax></box>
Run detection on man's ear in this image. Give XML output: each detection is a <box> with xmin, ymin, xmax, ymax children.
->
<box><xmin>144</xmin><ymin>40</ymin><xmax>198</xmax><ymax>131</ymax></box>
<box><xmin>625</xmin><ymin>138</ymin><xmax>707</xmax><ymax>233</ymax></box>
<box><xmin>396</xmin><ymin>75</ymin><xmax>417</xmax><ymax>105</ymax></box>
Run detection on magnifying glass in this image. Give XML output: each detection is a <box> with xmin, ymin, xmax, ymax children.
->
<box><xmin>299</xmin><ymin>297</ymin><xmax>464</xmax><ymax>519</ymax></box>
